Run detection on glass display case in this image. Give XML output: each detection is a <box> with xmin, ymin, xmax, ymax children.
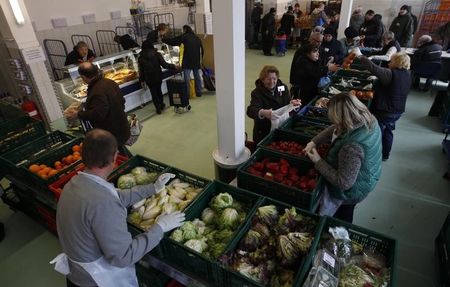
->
<box><xmin>54</xmin><ymin>46</ymin><xmax>180</xmax><ymax>113</ymax></box>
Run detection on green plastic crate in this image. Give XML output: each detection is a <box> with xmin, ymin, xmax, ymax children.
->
<box><xmin>300</xmin><ymin>216</ymin><xmax>398</xmax><ymax>286</ymax></box>
<box><xmin>162</xmin><ymin>180</ymin><xmax>262</xmax><ymax>287</ymax></box>
<box><xmin>237</xmin><ymin>149</ymin><xmax>321</xmax><ymax>211</ymax></box>
<box><xmin>258</xmin><ymin>129</ymin><xmax>312</xmax><ymax>160</ymax></box>
<box><xmin>335</xmin><ymin>69</ymin><xmax>371</xmax><ymax>79</ymax></box>
<box><xmin>107</xmin><ymin>155</ymin><xmax>170</xmax><ymax>187</ymax></box>
<box><xmin>135</xmin><ymin>260</ymin><xmax>171</xmax><ymax>287</ymax></box>
<box><xmin>0</xmin><ymin>131</ymin><xmax>77</xmax><ymax>179</ymax></box>
<box><xmin>0</xmin><ymin>116</ymin><xmax>46</xmax><ymax>156</ymax></box>
<box><xmin>20</xmin><ymin>137</ymin><xmax>84</xmax><ymax>193</ymax></box>
<box><xmin>280</xmin><ymin>116</ymin><xmax>330</xmax><ymax>138</ymax></box>
<box><xmin>220</xmin><ymin>197</ymin><xmax>325</xmax><ymax>287</ymax></box>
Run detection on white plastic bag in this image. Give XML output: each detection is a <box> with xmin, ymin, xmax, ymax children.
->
<box><xmin>126</xmin><ymin>114</ymin><xmax>143</xmax><ymax>146</ymax></box>
<box><xmin>270</xmin><ymin>103</ymin><xmax>297</xmax><ymax>131</ymax></box>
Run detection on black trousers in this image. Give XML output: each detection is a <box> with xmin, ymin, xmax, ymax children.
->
<box><xmin>251</xmin><ymin>23</ymin><xmax>260</xmax><ymax>44</ymax></box>
<box><xmin>262</xmin><ymin>35</ymin><xmax>274</xmax><ymax>55</ymax></box>
<box><xmin>148</xmin><ymin>82</ymin><xmax>164</xmax><ymax>113</ymax></box>
<box><xmin>333</xmin><ymin>204</ymin><xmax>356</xmax><ymax>223</ymax></box>
<box><xmin>290</xmin><ymin>86</ymin><xmax>301</xmax><ymax>100</ymax></box>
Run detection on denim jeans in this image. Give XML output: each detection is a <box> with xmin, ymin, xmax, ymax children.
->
<box><xmin>183</xmin><ymin>69</ymin><xmax>202</xmax><ymax>101</ymax></box>
<box><xmin>374</xmin><ymin>112</ymin><xmax>402</xmax><ymax>159</ymax></box>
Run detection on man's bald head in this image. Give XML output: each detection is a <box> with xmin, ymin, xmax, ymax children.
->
<box><xmin>82</xmin><ymin>129</ymin><xmax>118</xmax><ymax>169</ymax></box>
<box><xmin>78</xmin><ymin>62</ymin><xmax>99</xmax><ymax>80</ymax></box>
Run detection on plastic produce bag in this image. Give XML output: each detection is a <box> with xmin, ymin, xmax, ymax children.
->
<box><xmin>325</xmin><ymin>227</ymin><xmax>352</xmax><ymax>265</ymax></box>
<box><xmin>126</xmin><ymin>114</ymin><xmax>143</xmax><ymax>146</ymax></box>
<box><xmin>270</xmin><ymin>103</ymin><xmax>297</xmax><ymax>131</ymax></box>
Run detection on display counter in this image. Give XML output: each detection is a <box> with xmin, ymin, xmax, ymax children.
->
<box><xmin>54</xmin><ymin>46</ymin><xmax>180</xmax><ymax>113</ymax></box>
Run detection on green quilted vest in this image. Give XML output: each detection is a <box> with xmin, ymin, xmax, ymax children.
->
<box><xmin>317</xmin><ymin>122</ymin><xmax>382</xmax><ymax>201</ymax></box>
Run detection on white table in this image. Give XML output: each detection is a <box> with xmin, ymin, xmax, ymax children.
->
<box><xmin>403</xmin><ymin>47</ymin><xmax>450</xmax><ymax>59</ymax></box>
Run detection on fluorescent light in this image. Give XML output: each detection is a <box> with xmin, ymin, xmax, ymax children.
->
<box><xmin>9</xmin><ymin>0</ymin><xmax>25</xmax><ymax>25</ymax></box>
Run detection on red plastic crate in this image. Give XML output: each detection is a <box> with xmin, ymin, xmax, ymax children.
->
<box><xmin>36</xmin><ymin>203</ymin><xmax>57</xmax><ymax>235</ymax></box>
<box><xmin>49</xmin><ymin>155</ymin><xmax>128</xmax><ymax>200</ymax></box>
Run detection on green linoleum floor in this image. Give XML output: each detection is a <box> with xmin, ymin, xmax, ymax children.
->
<box><xmin>0</xmin><ymin>48</ymin><xmax>449</xmax><ymax>286</ymax></box>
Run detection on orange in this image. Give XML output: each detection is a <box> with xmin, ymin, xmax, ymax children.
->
<box><xmin>73</xmin><ymin>154</ymin><xmax>81</xmax><ymax>161</ymax></box>
<box><xmin>41</xmin><ymin>167</ymin><xmax>51</xmax><ymax>175</ymax></box>
<box><xmin>73</xmin><ymin>151</ymin><xmax>81</xmax><ymax>157</ymax></box>
<box><xmin>39</xmin><ymin>164</ymin><xmax>47</xmax><ymax>169</ymax></box>
<box><xmin>65</xmin><ymin>155</ymin><xmax>74</xmax><ymax>164</ymax></box>
<box><xmin>48</xmin><ymin>169</ymin><xmax>59</xmax><ymax>177</ymax></box>
<box><xmin>54</xmin><ymin>161</ymin><xmax>62</xmax><ymax>167</ymax></box>
<box><xmin>72</xmin><ymin>145</ymin><xmax>81</xmax><ymax>153</ymax></box>
<box><xmin>29</xmin><ymin>164</ymin><xmax>41</xmax><ymax>173</ymax></box>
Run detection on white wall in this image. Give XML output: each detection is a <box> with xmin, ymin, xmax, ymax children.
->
<box><xmin>24</xmin><ymin>0</ymin><xmax>131</xmax><ymax>31</ymax></box>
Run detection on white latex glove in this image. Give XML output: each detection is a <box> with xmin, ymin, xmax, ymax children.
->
<box><xmin>352</xmin><ymin>47</ymin><xmax>362</xmax><ymax>57</ymax></box>
<box><xmin>367</xmin><ymin>75</ymin><xmax>378</xmax><ymax>81</ymax></box>
<box><xmin>154</xmin><ymin>173</ymin><xmax>176</xmax><ymax>193</ymax></box>
<box><xmin>156</xmin><ymin>211</ymin><xmax>185</xmax><ymax>232</ymax></box>
<box><xmin>307</xmin><ymin>147</ymin><xmax>322</xmax><ymax>163</ymax></box>
<box><xmin>303</xmin><ymin>141</ymin><xmax>316</xmax><ymax>154</ymax></box>
<box><xmin>290</xmin><ymin>99</ymin><xmax>302</xmax><ymax>106</ymax></box>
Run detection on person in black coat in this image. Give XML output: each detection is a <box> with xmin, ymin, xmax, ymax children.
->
<box><xmin>163</xmin><ymin>25</ymin><xmax>204</xmax><ymax>106</ymax></box>
<box><xmin>250</xmin><ymin>2</ymin><xmax>263</xmax><ymax>45</ymax></box>
<box><xmin>411</xmin><ymin>35</ymin><xmax>443</xmax><ymax>90</ymax></box>
<box><xmin>321</xmin><ymin>27</ymin><xmax>345</xmax><ymax>64</ymax></box>
<box><xmin>261</xmin><ymin>8</ymin><xmax>276</xmax><ymax>56</ymax></box>
<box><xmin>65</xmin><ymin>41</ymin><xmax>96</xmax><ymax>66</ymax></box>
<box><xmin>146</xmin><ymin>23</ymin><xmax>168</xmax><ymax>44</ymax></box>
<box><xmin>138</xmin><ymin>40</ymin><xmax>178</xmax><ymax>114</ymax></box>
<box><xmin>279</xmin><ymin>6</ymin><xmax>295</xmax><ymax>37</ymax></box>
<box><xmin>359</xmin><ymin>10</ymin><xmax>383</xmax><ymax>48</ymax></box>
<box><xmin>114</xmin><ymin>34</ymin><xmax>139</xmax><ymax>50</ymax></box>
<box><xmin>290</xmin><ymin>43</ymin><xmax>339</xmax><ymax>104</ymax></box>
<box><xmin>247</xmin><ymin>65</ymin><xmax>300</xmax><ymax>143</ymax></box>
<box><xmin>389</xmin><ymin>5</ymin><xmax>413</xmax><ymax>47</ymax></box>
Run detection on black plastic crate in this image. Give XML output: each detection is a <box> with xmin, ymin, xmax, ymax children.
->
<box><xmin>162</xmin><ymin>181</ymin><xmax>262</xmax><ymax>287</ymax></box>
<box><xmin>300</xmin><ymin>216</ymin><xmax>398</xmax><ymax>286</ymax></box>
<box><xmin>237</xmin><ymin>149</ymin><xmax>321</xmax><ymax>211</ymax></box>
<box><xmin>221</xmin><ymin>197</ymin><xmax>325</xmax><ymax>287</ymax></box>
<box><xmin>335</xmin><ymin>69</ymin><xmax>371</xmax><ymax>79</ymax></box>
<box><xmin>0</xmin><ymin>116</ymin><xmax>46</xmax><ymax>156</ymax></box>
<box><xmin>280</xmin><ymin>116</ymin><xmax>330</xmax><ymax>138</ymax></box>
<box><xmin>258</xmin><ymin>129</ymin><xmax>311</xmax><ymax>160</ymax></box>
<box><xmin>21</xmin><ymin>137</ymin><xmax>84</xmax><ymax>193</ymax></box>
<box><xmin>135</xmin><ymin>260</ymin><xmax>171</xmax><ymax>287</ymax></box>
<box><xmin>331</xmin><ymin>76</ymin><xmax>373</xmax><ymax>90</ymax></box>
<box><xmin>0</xmin><ymin>131</ymin><xmax>77</xmax><ymax>179</ymax></box>
<box><xmin>302</xmin><ymin>105</ymin><xmax>331</xmax><ymax>124</ymax></box>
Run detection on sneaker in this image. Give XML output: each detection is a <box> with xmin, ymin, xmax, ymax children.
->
<box><xmin>382</xmin><ymin>156</ymin><xmax>389</xmax><ymax>162</ymax></box>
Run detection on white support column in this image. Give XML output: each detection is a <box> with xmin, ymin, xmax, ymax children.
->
<box><xmin>211</xmin><ymin>0</ymin><xmax>250</xmax><ymax>177</ymax></box>
<box><xmin>337</xmin><ymin>0</ymin><xmax>354</xmax><ymax>40</ymax></box>
<box><xmin>0</xmin><ymin>0</ymin><xmax>63</xmax><ymax>128</ymax></box>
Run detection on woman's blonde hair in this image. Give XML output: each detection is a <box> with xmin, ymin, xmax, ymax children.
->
<box><xmin>259</xmin><ymin>65</ymin><xmax>280</xmax><ymax>81</ymax></box>
<box><xmin>389</xmin><ymin>52</ymin><xmax>410</xmax><ymax>70</ymax></box>
<box><xmin>328</xmin><ymin>93</ymin><xmax>375</xmax><ymax>131</ymax></box>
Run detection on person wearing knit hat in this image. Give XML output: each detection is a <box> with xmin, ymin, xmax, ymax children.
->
<box><xmin>411</xmin><ymin>35</ymin><xmax>443</xmax><ymax>90</ymax></box>
<box><xmin>322</xmin><ymin>27</ymin><xmax>345</xmax><ymax>64</ymax></box>
<box><xmin>389</xmin><ymin>5</ymin><xmax>414</xmax><ymax>47</ymax></box>
<box><xmin>340</xmin><ymin>27</ymin><xmax>361</xmax><ymax>54</ymax></box>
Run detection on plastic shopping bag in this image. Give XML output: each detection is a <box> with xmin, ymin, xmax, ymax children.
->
<box><xmin>270</xmin><ymin>103</ymin><xmax>297</xmax><ymax>131</ymax></box>
<box><xmin>125</xmin><ymin>114</ymin><xmax>143</xmax><ymax>146</ymax></box>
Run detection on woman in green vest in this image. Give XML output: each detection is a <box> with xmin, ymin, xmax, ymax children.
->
<box><xmin>304</xmin><ymin>93</ymin><xmax>382</xmax><ymax>223</ymax></box>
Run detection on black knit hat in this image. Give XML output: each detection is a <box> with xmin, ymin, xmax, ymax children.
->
<box><xmin>344</xmin><ymin>27</ymin><xmax>358</xmax><ymax>38</ymax></box>
<box><xmin>324</xmin><ymin>27</ymin><xmax>334</xmax><ymax>36</ymax></box>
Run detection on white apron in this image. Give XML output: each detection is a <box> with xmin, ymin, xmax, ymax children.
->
<box><xmin>50</xmin><ymin>173</ymin><xmax>138</xmax><ymax>287</ymax></box>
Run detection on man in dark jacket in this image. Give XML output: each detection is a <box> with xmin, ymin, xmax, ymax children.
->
<box><xmin>279</xmin><ymin>6</ymin><xmax>295</xmax><ymax>38</ymax></box>
<box><xmin>64</xmin><ymin>62</ymin><xmax>131</xmax><ymax>156</ymax></box>
<box><xmin>359</xmin><ymin>51</ymin><xmax>411</xmax><ymax>161</ymax></box>
<box><xmin>389</xmin><ymin>5</ymin><xmax>413</xmax><ymax>47</ymax></box>
<box><xmin>250</xmin><ymin>2</ymin><xmax>263</xmax><ymax>46</ymax></box>
<box><xmin>436</xmin><ymin>21</ymin><xmax>450</xmax><ymax>50</ymax></box>
<box><xmin>408</xmin><ymin>6</ymin><xmax>418</xmax><ymax>36</ymax></box>
<box><xmin>114</xmin><ymin>34</ymin><xmax>139</xmax><ymax>50</ymax></box>
<box><xmin>163</xmin><ymin>25</ymin><xmax>204</xmax><ymax>110</ymax></box>
<box><xmin>321</xmin><ymin>27</ymin><xmax>345</xmax><ymax>64</ymax></box>
<box><xmin>138</xmin><ymin>40</ymin><xmax>178</xmax><ymax>114</ymax></box>
<box><xmin>411</xmin><ymin>35</ymin><xmax>443</xmax><ymax>90</ymax></box>
<box><xmin>65</xmin><ymin>41</ymin><xmax>96</xmax><ymax>66</ymax></box>
<box><xmin>147</xmin><ymin>23</ymin><xmax>168</xmax><ymax>44</ymax></box>
<box><xmin>261</xmin><ymin>8</ymin><xmax>276</xmax><ymax>56</ymax></box>
<box><xmin>359</xmin><ymin>10</ymin><xmax>383</xmax><ymax>48</ymax></box>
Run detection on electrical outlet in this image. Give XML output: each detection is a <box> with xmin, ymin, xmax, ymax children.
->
<box><xmin>51</xmin><ymin>18</ymin><xmax>68</xmax><ymax>28</ymax></box>
<box><xmin>82</xmin><ymin>13</ymin><xmax>96</xmax><ymax>24</ymax></box>
<box><xmin>110</xmin><ymin>10</ymin><xmax>121</xmax><ymax>20</ymax></box>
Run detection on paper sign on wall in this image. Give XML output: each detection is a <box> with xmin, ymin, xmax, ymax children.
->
<box><xmin>21</xmin><ymin>46</ymin><xmax>46</xmax><ymax>64</ymax></box>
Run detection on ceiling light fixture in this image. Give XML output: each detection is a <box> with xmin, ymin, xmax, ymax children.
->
<box><xmin>9</xmin><ymin>0</ymin><xmax>25</xmax><ymax>25</ymax></box>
